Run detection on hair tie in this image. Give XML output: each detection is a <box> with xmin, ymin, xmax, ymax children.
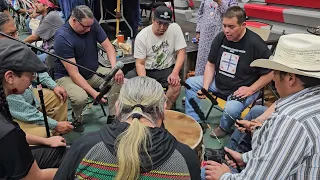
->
<box><xmin>132</xmin><ymin>104</ymin><xmax>145</xmax><ymax>111</ymax></box>
<box><xmin>132</xmin><ymin>113</ymin><xmax>142</xmax><ymax>119</ymax></box>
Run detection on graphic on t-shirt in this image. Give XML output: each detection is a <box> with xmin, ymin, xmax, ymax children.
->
<box><xmin>152</xmin><ymin>40</ymin><xmax>170</xmax><ymax>68</ymax></box>
<box><xmin>219</xmin><ymin>51</ymin><xmax>239</xmax><ymax>75</ymax></box>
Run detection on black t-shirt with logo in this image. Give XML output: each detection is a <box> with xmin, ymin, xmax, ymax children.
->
<box><xmin>208</xmin><ymin>29</ymin><xmax>272</xmax><ymax>96</ymax></box>
<box><xmin>0</xmin><ymin>0</ymin><xmax>8</xmax><ymax>12</ymax></box>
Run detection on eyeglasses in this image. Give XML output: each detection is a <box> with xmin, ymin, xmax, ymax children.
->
<box><xmin>23</xmin><ymin>72</ymin><xmax>37</xmax><ymax>81</ymax></box>
<box><xmin>76</xmin><ymin>19</ymin><xmax>92</xmax><ymax>29</ymax></box>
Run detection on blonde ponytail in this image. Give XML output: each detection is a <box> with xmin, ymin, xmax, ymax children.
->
<box><xmin>115</xmin><ymin>76</ymin><xmax>167</xmax><ymax>179</ymax></box>
<box><xmin>115</xmin><ymin>109</ymin><xmax>152</xmax><ymax>180</ymax></box>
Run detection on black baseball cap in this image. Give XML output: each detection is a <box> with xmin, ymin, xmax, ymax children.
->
<box><xmin>154</xmin><ymin>6</ymin><xmax>173</xmax><ymax>23</ymax></box>
<box><xmin>0</xmin><ymin>38</ymin><xmax>47</xmax><ymax>73</ymax></box>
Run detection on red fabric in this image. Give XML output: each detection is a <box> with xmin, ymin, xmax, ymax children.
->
<box><xmin>246</xmin><ymin>21</ymin><xmax>269</xmax><ymax>28</ymax></box>
<box><xmin>266</xmin><ymin>0</ymin><xmax>320</xmax><ymax>9</ymax></box>
<box><xmin>189</xmin><ymin>0</ymin><xmax>194</xmax><ymax>8</ymax></box>
<box><xmin>37</xmin><ymin>0</ymin><xmax>57</xmax><ymax>8</ymax></box>
<box><xmin>244</xmin><ymin>4</ymin><xmax>287</xmax><ymax>23</ymax></box>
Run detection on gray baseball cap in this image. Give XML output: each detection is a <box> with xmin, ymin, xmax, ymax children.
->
<box><xmin>0</xmin><ymin>38</ymin><xmax>47</xmax><ymax>72</ymax></box>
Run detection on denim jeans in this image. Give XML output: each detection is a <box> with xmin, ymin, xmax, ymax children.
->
<box><xmin>38</xmin><ymin>53</ymin><xmax>48</xmax><ymax>63</ymax></box>
<box><xmin>226</xmin><ymin>105</ymin><xmax>268</xmax><ymax>153</ymax></box>
<box><xmin>185</xmin><ymin>76</ymin><xmax>260</xmax><ymax>133</ymax></box>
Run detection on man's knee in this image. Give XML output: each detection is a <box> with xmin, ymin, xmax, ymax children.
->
<box><xmin>224</xmin><ymin>100</ymin><xmax>244</xmax><ymax>117</ymax></box>
<box><xmin>69</xmin><ymin>91</ymin><xmax>88</xmax><ymax>106</ymax></box>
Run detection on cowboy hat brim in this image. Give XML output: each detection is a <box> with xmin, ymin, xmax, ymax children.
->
<box><xmin>251</xmin><ymin>57</ymin><xmax>320</xmax><ymax>79</ymax></box>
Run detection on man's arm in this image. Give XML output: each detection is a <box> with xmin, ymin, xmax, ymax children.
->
<box><xmin>61</xmin><ymin>58</ymin><xmax>98</xmax><ymax>98</ymax></box>
<box><xmin>249</xmin><ymin>71</ymin><xmax>274</xmax><ymax>94</ymax></box>
<box><xmin>203</xmin><ymin>62</ymin><xmax>215</xmax><ymax>90</ymax></box>
<box><xmin>25</xmin><ymin>133</ymin><xmax>51</xmax><ymax>146</ymax></box>
<box><xmin>172</xmin><ymin>48</ymin><xmax>186</xmax><ymax>75</ymax></box>
<box><xmin>136</xmin><ymin>58</ymin><xmax>146</xmax><ymax>76</ymax></box>
<box><xmin>24</xmin><ymin>34</ymin><xmax>40</xmax><ymax>43</ymax></box>
<box><xmin>255</xmin><ymin>102</ymin><xmax>275</xmax><ymax>122</ymax></box>
<box><xmin>100</xmin><ymin>38</ymin><xmax>116</xmax><ymax>68</ymax></box>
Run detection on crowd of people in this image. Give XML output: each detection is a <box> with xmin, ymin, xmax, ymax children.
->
<box><xmin>0</xmin><ymin>0</ymin><xmax>320</xmax><ymax>179</ymax></box>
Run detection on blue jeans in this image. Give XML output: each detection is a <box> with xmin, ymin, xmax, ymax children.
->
<box><xmin>227</xmin><ymin>105</ymin><xmax>268</xmax><ymax>153</ymax></box>
<box><xmin>185</xmin><ymin>76</ymin><xmax>260</xmax><ymax>133</ymax></box>
<box><xmin>38</xmin><ymin>53</ymin><xmax>48</xmax><ymax>62</ymax></box>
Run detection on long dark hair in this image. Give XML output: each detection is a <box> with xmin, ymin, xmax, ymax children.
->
<box><xmin>0</xmin><ymin>69</ymin><xmax>12</xmax><ymax>119</ymax></box>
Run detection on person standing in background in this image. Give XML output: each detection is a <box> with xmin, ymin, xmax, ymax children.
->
<box><xmin>195</xmin><ymin>0</ymin><xmax>237</xmax><ymax>75</ymax></box>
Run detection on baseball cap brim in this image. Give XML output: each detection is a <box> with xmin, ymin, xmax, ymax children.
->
<box><xmin>251</xmin><ymin>57</ymin><xmax>320</xmax><ymax>79</ymax></box>
<box><xmin>155</xmin><ymin>18</ymin><xmax>173</xmax><ymax>23</ymax></box>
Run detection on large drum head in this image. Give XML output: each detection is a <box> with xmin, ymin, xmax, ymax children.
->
<box><xmin>163</xmin><ymin>110</ymin><xmax>203</xmax><ymax>149</ymax></box>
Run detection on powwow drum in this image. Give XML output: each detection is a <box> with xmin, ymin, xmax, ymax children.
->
<box><xmin>164</xmin><ymin>110</ymin><xmax>204</xmax><ymax>163</ymax></box>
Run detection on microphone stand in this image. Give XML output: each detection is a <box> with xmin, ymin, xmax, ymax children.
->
<box><xmin>36</xmin><ymin>76</ymin><xmax>51</xmax><ymax>138</ymax></box>
<box><xmin>0</xmin><ymin>32</ymin><xmax>106</xmax><ymax>78</ymax></box>
<box><xmin>0</xmin><ymin>32</ymin><xmax>110</xmax><ymax>137</ymax></box>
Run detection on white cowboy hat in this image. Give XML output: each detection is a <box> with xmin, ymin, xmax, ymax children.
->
<box><xmin>250</xmin><ymin>33</ymin><xmax>320</xmax><ymax>79</ymax></box>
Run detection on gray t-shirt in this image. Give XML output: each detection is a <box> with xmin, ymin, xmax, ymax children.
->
<box><xmin>134</xmin><ymin>23</ymin><xmax>187</xmax><ymax>70</ymax></box>
<box><xmin>35</xmin><ymin>11</ymin><xmax>64</xmax><ymax>51</ymax></box>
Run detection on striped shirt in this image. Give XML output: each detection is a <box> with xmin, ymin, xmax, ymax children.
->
<box><xmin>221</xmin><ymin>86</ymin><xmax>320</xmax><ymax>179</ymax></box>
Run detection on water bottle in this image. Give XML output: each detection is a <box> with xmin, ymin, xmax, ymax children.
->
<box><xmin>126</xmin><ymin>37</ymin><xmax>132</xmax><ymax>54</ymax></box>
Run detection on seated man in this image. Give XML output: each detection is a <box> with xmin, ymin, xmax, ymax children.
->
<box><xmin>0</xmin><ymin>12</ymin><xmax>73</xmax><ymax>137</ymax></box>
<box><xmin>54</xmin><ymin>76</ymin><xmax>201</xmax><ymax>180</ymax></box>
<box><xmin>23</xmin><ymin>0</ymin><xmax>64</xmax><ymax>62</ymax></box>
<box><xmin>54</xmin><ymin>5</ymin><xmax>124</xmax><ymax>132</ymax></box>
<box><xmin>127</xmin><ymin>6</ymin><xmax>186</xmax><ymax>109</ymax></box>
<box><xmin>205</xmin><ymin>33</ymin><xmax>320</xmax><ymax>179</ymax></box>
<box><xmin>185</xmin><ymin>6</ymin><xmax>273</xmax><ymax>137</ymax></box>
<box><xmin>0</xmin><ymin>38</ymin><xmax>68</xmax><ymax>179</ymax></box>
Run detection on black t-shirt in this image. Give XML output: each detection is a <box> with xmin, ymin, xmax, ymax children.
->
<box><xmin>0</xmin><ymin>113</ymin><xmax>34</xmax><ymax>180</ymax></box>
<box><xmin>54</xmin><ymin>19</ymin><xmax>108</xmax><ymax>80</ymax></box>
<box><xmin>0</xmin><ymin>0</ymin><xmax>8</xmax><ymax>12</ymax></box>
<box><xmin>208</xmin><ymin>29</ymin><xmax>272</xmax><ymax>96</ymax></box>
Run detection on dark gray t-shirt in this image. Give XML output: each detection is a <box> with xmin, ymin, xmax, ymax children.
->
<box><xmin>35</xmin><ymin>11</ymin><xmax>64</xmax><ymax>51</ymax></box>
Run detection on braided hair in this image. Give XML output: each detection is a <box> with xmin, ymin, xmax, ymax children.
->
<box><xmin>0</xmin><ymin>69</ymin><xmax>23</xmax><ymax>119</ymax></box>
<box><xmin>0</xmin><ymin>69</ymin><xmax>12</xmax><ymax>119</ymax></box>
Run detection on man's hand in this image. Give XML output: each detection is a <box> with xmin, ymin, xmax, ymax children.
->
<box><xmin>46</xmin><ymin>136</ymin><xmax>66</xmax><ymax>147</ymax></box>
<box><xmin>92</xmin><ymin>91</ymin><xmax>107</xmax><ymax>103</ymax></box>
<box><xmin>167</xmin><ymin>72</ymin><xmax>180</xmax><ymax>86</ymax></box>
<box><xmin>205</xmin><ymin>161</ymin><xmax>231</xmax><ymax>180</ymax></box>
<box><xmin>236</xmin><ymin>119</ymin><xmax>262</xmax><ymax>133</ymax></box>
<box><xmin>233</xmin><ymin>86</ymin><xmax>254</xmax><ymax>98</ymax></box>
<box><xmin>54</xmin><ymin>121</ymin><xmax>73</xmax><ymax>134</ymax></box>
<box><xmin>114</xmin><ymin>69</ymin><xmax>124</xmax><ymax>84</ymax></box>
<box><xmin>196</xmin><ymin>89</ymin><xmax>207</xmax><ymax>99</ymax></box>
<box><xmin>224</xmin><ymin>147</ymin><xmax>246</xmax><ymax>168</ymax></box>
<box><xmin>53</xmin><ymin>86</ymin><xmax>68</xmax><ymax>102</ymax></box>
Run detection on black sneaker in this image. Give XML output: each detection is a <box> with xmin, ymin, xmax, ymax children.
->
<box><xmin>72</xmin><ymin>121</ymin><xmax>84</xmax><ymax>132</ymax></box>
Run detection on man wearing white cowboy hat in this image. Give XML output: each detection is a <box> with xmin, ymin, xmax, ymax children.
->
<box><xmin>204</xmin><ymin>33</ymin><xmax>320</xmax><ymax>179</ymax></box>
